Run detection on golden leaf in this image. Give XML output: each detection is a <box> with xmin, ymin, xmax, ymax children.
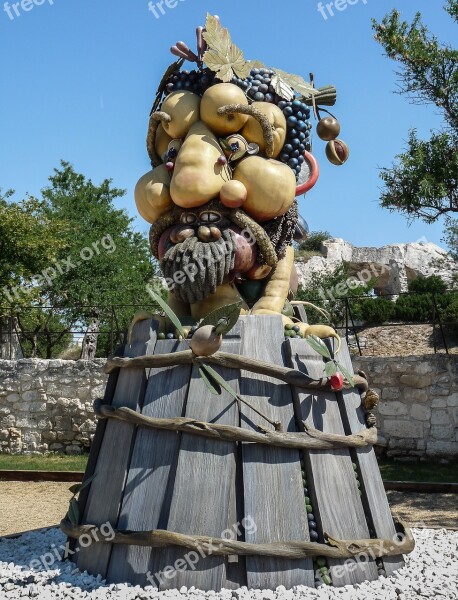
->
<box><xmin>272</xmin><ymin>68</ymin><xmax>318</xmax><ymax>100</ymax></box>
<box><xmin>202</xmin><ymin>13</ymin><xmax>250</xmax><ymax>82</ymax></box>
<box><xmin>271</xmin><ymin>74</ymin><xmax>295</xmax><ymax>101</ymax></box>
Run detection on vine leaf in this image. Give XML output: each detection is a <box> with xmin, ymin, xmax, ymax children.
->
<box><xmin>147</xmin><ymin>287</ymin><xmax>186</xmax><ymax>338</ymax></box>
<box><xmin>151</xmin><ymin>58</ymin><xmax>184</xmax><ymax>113</ymax></box>
<box><xmin>68</xmin><ymin>498</ymin><xmax>80</xmax><ymax>526</ymax></box>
<box><xmin>198</xmin><ymin>302</ymin><xmax>242</xmax><ymax>336</ymax></box>
<box><xmin>199</xmin><ymin>365</ymin><xmax>222</xmax><ymax>395</ymax></box>
<box><xmin>202</xmin><ymin>14</ymin><xmax>250</xmax><ymax>82</ymax></box>
<box><xmin>271</xmin><ymin>74</ymin><xmax>295</xmax><ymax>101</ymax></box>
<box><xmin>336</xmin><ymin>362</ymin><xmax>355</xmax><ymax>387</ymax></box>
<box><xmin>325</xmin><ymin>361</ymin><xmax>338</xmax><ymax>377</ymax></box>
<box><xmin>305</xmin><ymin>335</ymin><xmax>332</xmax><ymax>360</ymax></box>
<box><xmin>201</xmin><ymin>364</ymin><xmax>239</xmax><ymax>400</ymax></box>
<box><xmin>272</xmin><ymin>68</ymin><xmax>318</xmax><ymax>101</ymax></box>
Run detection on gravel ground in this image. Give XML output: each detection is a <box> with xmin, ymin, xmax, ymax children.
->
<box><xmin>0</xmin><ymin>527</ymin><xmax>457</xmax><ymax>599</ymax></box>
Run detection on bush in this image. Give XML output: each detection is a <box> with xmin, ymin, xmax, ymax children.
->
<box><xmin>442</xmin><ymin>294</ymin><xmax>458</xmax><ymax>336</ymax></box>
<box><xmin>298</xmin><ymin>231</ymin><xmax>331</xmax><ymax>253</ymax></box>
<box><xmin>408</xmin><ymin>275</ymin><xmax>447</xmax><ymax>294</ymax></box>
<box><xmin>355</xmin><ymin>297</ymin><xmax>396</xmax><ymax>325</ymax></box>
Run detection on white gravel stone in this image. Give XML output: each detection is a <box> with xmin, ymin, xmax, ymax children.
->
<box><xmin>0</xmin><ymin>528</ymin><xmax>457</xmax><ymax>599</ymax></box>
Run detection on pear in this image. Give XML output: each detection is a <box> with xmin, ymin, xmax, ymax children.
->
<box><xmin>161</xmin><ymin>91</ymin><xmax>201</xmax><ymax>139</ymax></box>
<box><xmin>134</xmin><ymin>165</ymin><xmax>173</xmax><ymax>224</ymax></box>
<box><xmin>201</xmin><ymin>83</ymin><xmax>249</xmax><ymax>136</ymax></box>
<box><xmin>241</xmin><ymin>102</ymin><xmax>287</xmax><ymax>158</ymax></box>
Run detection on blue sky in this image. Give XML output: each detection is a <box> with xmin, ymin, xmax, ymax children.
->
<box><xmin>0</xmin><ymin>0</ymin><xmax>454</xmax><ymax>248</ymax></box>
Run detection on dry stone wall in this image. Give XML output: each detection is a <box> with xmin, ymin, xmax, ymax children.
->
<box><xmin>0</xmin><ymin>355</ymin><xmax>457</xmax><ymax>458</ymax></box>
<box><xmin>0</xmin><ymin>359</ymin><xmax>107</xmax><ymax>455</ymax></box>
<box><xmin>353</xmin><ymin>354</ymin><xmax>458</xmax><ymax>460</ymax></box>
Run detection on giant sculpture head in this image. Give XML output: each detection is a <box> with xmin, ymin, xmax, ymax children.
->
<box><xmin>135</xmin><ymin>14</ymin><xmax>348</xmax><ymax>315</ymax></box>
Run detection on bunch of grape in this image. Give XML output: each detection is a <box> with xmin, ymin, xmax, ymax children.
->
<box><xmin>232</xmin><ymin>67</ymin><xmax>280</xmax><ymax>104</ymax></box>
<box><xmin>277</xmin><ymin>99</ymin><xmax>313</xmax><ymax>178</ymax></box>
<box><xmin>165</xmin><ymin>68</ymin><xmax>216</xmax><ymax>96</ymax></box>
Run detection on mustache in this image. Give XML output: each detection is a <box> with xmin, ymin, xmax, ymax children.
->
<box><xmin>160</xmin><ymin>230</ymin><xmax>235</xmax><ymax>305</ymax></box>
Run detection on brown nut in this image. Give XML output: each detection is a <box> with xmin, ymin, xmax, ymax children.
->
<box><xmin>170</xmin><ymin>226</ymin><xmax>194</xmax><ymax>244</ymax></box>
<box><xmin>189</xmin><ymin>325</ymin><xmax>222</xmax><ymax>356</ymax></box>
<box><xmin>198</xmin><ymin>225</ymin><xmax>211</xmax><ymax>242</ymax></box>
<box><xmin>209</xmin><ymin>226</ymin><xmax>222</xmax><ymax>240</ymax></box>
<box><xmin>316</xmin><ymin>116</ymin><xmax>340</xmax><ymax>141</ymax></box>
<box><xmin>326</xmin><ymin>139</ymin><xmax>349</xmax><ymax>166</ymax></box>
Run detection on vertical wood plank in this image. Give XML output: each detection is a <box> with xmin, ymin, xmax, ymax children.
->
<box><xmin>239</xmin><ymin>315</ymin><xmax>314</xmax><ymax>590</ymax></box>
<box><xmin>286</xmin><ymin>337</ymin><xmax>378</xmax><ymax>585</ymax></box>
<box><xmin>106</xmin><ymin>339</ymin><xmax>192</xmax><ymax>584</ymax></box>
<box><xmin>152</xmin><ymin>327</ymin><xmax>241</xmax><ymax>592</ymax></box>
<box><xmin>76</xmin><ymin>319</ymin><xmax>157</xmax><ymax>576</ymax></box>
<box><xmin>333</xmin><ymin>339</ymin><xmax>405</xmax><ymax>576</ymax></box>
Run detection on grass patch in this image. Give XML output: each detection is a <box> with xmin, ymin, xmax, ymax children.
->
<box><xmin>378</xmin><ymin>458</ymin><xmax>457</xmax><ymax>483</ymax></box>
<box><xmin>0</xmin><ymin>453</ymin><xmax>88</xmax><ymax>472</ymax></box>
<box><xmin>294</xmin><ymin>250</ymin><xmax>322</xmax><ymax>261</ymax></box>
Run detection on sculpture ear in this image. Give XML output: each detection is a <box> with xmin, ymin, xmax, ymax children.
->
<box><xmin>295</xmin><ymin>151</ymin><xmax>320</xmax><ymax>196</ymax></box>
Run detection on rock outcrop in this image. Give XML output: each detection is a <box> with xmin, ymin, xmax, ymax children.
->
<box><xmin>296</xmin><ymin>239</ymin><xmax>457</xmax><ymax>295</ymax></box>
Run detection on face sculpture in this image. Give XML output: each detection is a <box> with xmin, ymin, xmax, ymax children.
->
<box><xmin>135</xmin><ymin>81</ymin><xmax>315</xmax><ymax>314</ymax></box>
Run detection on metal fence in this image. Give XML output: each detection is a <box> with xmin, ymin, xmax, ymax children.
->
<box><xmin>0</xmin><ymin>291</ymin><xmax>456</xmax><ymax>359</ymax></box>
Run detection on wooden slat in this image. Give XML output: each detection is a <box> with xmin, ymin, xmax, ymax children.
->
<box><xmin>239</xmin><ymin>315</ymin><xmax>314</xmax><ymax>590</ymax></box>
<box><xmin>107</xmin><ymin>339</ymin><xmax>192</xmax><ymax>584</ymax></box>
<box><xmin>76</xmin><ymin>319</ymin><xmax>157</xmax><ymax>576</ymax></box>
<box><xmin>334</xmin><ymin>339</ymin><xmax>404</xmax><ymax>576</ymax></box>
<box><xmin>286</xmin><ymin>338</ymin><xmax>378</xmax><ymax>585</ymax></box>
<box><xmin>152</xmin><ymin>326</ymin><xmax>241</xmax><ymax>592</ymax></box>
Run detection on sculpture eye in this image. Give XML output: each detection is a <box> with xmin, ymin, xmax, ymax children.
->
<box><xmin>200</xmin><ymin>211</ymin><xmax>220</xmax><ymax>223</ymax></box>
<box><xmin>180</xmin><ymin>213</ymin><xmax>197</xmax><ymax>224</ymax></box>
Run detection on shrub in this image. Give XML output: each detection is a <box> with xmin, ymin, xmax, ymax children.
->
<box><xmin>356</xmin><ymin>297</ymin><xmax>396</xmax><ymax>325</ymax></box>
<box><xmin>442</xmin><ymin>294</ymin><xmax>458</xmax><ymax>336</ymax></box>
<box><xmin>408</xmin><ymin>275</ymin><xmax>447</xmax><ymax>294</ymax></box>
<box><xmin>298</xmin><ymin>231</ymin><xmax>331</xmax><ymax>253</ymax></box>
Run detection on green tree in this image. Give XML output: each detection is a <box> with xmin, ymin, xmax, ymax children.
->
<box><xmin>372</xmin><ymin>2</ymin><xmax>458</xmax><ymax>236</ymax></box>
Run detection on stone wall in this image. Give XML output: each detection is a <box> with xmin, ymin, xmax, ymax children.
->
<box><xmin>353</xmin><ymin>354</ymin><xmax>458</xmax><ymax>459</ymax></box>
<box><xmin>0</xmin><ymin>359</ymin><xmax>106</xmax><ymax>455</ymax></box>
<box><xmin>1</xmin><ymin>355</ymin><xmax>457</xmax><ymax>458</ymax></box>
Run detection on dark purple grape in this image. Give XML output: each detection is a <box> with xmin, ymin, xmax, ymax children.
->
<box><xmin>265</xmin><ymin>93</ymin><xmax>275</xmax><ymax>103</ymax></box>
<box><xmin>309</xmin><ymin>530</ymin><xmax>319</xmax><ymax>541</ymax></box>
<box><xmin>283</xmin><ymin>106</ymin><xmax>294</xmax><ymax>117</ymax></box>
<box><xmin>283</xmin><ymin>143</ymin><xmax>293</xmax><ymax>153</ymax></box>
<box><xmin>298</xmin><ymin>155</ymin><xmax>305</xmax><ymax>164</ymax></box>
<box><xmin>307</xmin><ymin>513</ymin><xmax>315</xmax><ymax>522</ymax></box>
<box><xmin>289</xmin><ymin>128</ymin><xmax>298</xmax><ymax>137</ymax></box>
<box><xmin>280</xmin><ymin>153</ymin><xmax>290</xmax><ymax>162</ymax></box>
<box><xmin>308</xmin><ymin>521</ymin><xmax>317</xmax><ymax>529</ymax></box>
<box><xmin>291</xmin><ymin>138</ymin><xmax>300</xmax><ymax>148</ymax></box>
<box><xmin>287</xmin><ymin>116</ymin><xmax>298</xmax><ymax>127</ymax></box>
<box><xmin>292</xmin><ymin>99</ymin><xmax>302</xmax><ymax>110</ymax></box>
<box><xmin>254</xmin><ymin>92</ymin><xmax>265</xmax><ymax>101</ymax></box>
<box><xmin>298</xmin><ymin>132</ymin><xmax>306</xmax><ymax>141</ymax></box>
<box><xmin>258</xmin><ymin>84</ymin><xmax>269</xmax><ymax>93</ymax></box>
<box><xmin>288</xmin><ymin>158</ymin><xmax>298</xmax><ymax>168</ymax></box>
<box><xmin>292</xmin><ymin>149</ymin><xmax>300</xmax><ymax>158</ymax></box>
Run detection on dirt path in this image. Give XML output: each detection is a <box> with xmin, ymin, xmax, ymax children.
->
<box><xmin>0</xmin><ymin>482</ymin><xmax>456</xmax><ymax>538</ymax></box>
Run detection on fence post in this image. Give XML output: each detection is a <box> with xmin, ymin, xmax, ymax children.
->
<box><xmin>432</xmin><ymin>292</ymin><xmax>449</xmax><ymax>355</ymax></box>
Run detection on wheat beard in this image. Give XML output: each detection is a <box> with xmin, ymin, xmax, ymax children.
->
<box><xmin>160</xmin><ymin>229</ymin><xmax>236</xmax><ymax>305</ymax></box>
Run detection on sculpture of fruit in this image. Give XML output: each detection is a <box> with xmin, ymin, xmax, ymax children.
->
<box><xmin>134</xmin><ymin>165</ymin><xmax>174</xmax><ymax>224</ymax></box>
<box><xmin>160</xmin><ymin>91</ymin><xmax>201</xmax><ymax>139</ymax></box>
<box><xmin>326</xmin><ymin>139</ymin><xmax>349</xmax><ymax>166</ymax></box>
<box><xmin>189</xmin><ymin>324</ymin><xmax>223</xmax><ymax>356</ymax></box>
<box><xmin>155</xmin><ymin>124</ymin><xmax>173</xmax><ymax>159</ymax></box>
<box><xmin>233</xmin><ymin>156</ymin><xmax>296</xmax><ymax>221</ymax></box>
<box><xmin>200</xmin><ymin>83</ymin><xmax>249</xmax><ymax>135</ymax></box>
<box><xmin>316</xmin><ymin>116</ymin><xmax>340</xmax><ymax>141</ymax></box>
<box><xmin>170</xmin><ymin>121</ymin><xmax>231</xmax><ymax>208</ymax></box>
<box><xmin>245</xmin><ymin>263</ymin><xmax>272</xmax><ymax>280</ymax></box>
<box><xmin>219</xmin><ymin>180</ymin><xmax>247</xmax><ymax>208</ymax></box>
<box><xmin>241</xmin><ymin>102</ymin><xmax>287</xmax><ymax>158</ymax></box>
<box><xmin>231</xmin><ymin>228</ymin><xmax>257</xmax><ymax>273</ymax></box>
